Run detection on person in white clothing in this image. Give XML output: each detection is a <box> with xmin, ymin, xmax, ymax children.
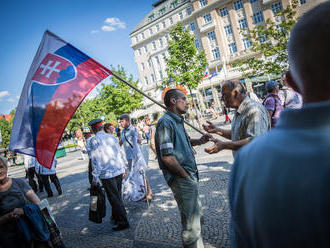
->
<box><xmin>23</xmin><ymin>155</ymin><xmax>43</xmax><ymax>193</ymax></box>
<box><xmin>119</xmin><ymin>114</ymin><xmax>153</xmax><ymax>202</ymax></box>
<box><xmin>35</xmin><ymin>158</ymin><xmax>62</xmax><ymax>197</ymax></box>
<box><xmin>87</xmin><ymin>118</ymin><xmax>129</xmax><ymax>231</ymax></box>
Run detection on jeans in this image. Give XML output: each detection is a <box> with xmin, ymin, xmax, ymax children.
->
<box><xmin>170</xmin><ymin>175</ymin><xmax>204</xmax><ymax>248</ymax></box>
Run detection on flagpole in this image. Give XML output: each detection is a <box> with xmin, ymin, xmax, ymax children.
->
<box><xmin>111</xmin><ymin>73</ymin><xmax>206</xmax><ymax>135</ymax></box>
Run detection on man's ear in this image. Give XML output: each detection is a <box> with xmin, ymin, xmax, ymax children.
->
<box><xmin>170</xmin><ymin>98</ymin><xmax>177</xmax><ymax>105</ymax></box>
<box><xmin>286</xmin><ymin>71</ymin><xmax>301</xmax><ymax>94</ymax></box>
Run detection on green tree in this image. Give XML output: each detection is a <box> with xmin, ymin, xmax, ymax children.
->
<box><xmin>66</xmin><ymin>98</ymin><xmax>105</xmax><ymax>134</ymax></box>
<box><xmin>66</xmin><ymin>65</ymin><xmax>143</xmax><ymax>135</ymax></box>
<box><xmin>233</xmin><ymin>1</ymin><xmax>298</xmax><ymax>77</ymax></box>
<box><xmin>163</xmin><ymin>22</ymin><xmax>207</xmax><ymax>91</ymax></box>
<box><xmin>98</xmin><ymin>65</ymin><xmax>143</xmax><ymax>117</ymax></box>
<box><xmin>0</xmin><ymin>118</ymin><xmax>12</xmax><ymax>148</ymax></box>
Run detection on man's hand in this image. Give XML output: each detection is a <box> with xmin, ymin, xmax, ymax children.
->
<box><xmin>204</xmin><ymin>139</ymin><xmax>227</xmax><ymax>154</ymax></box>
<box><xmin>9</xmin><ymin>208</ymin><xmax>24</xmax><ymax>219</ymax></box>
<box><xmin>203</xmin><ymin>121</ymin><xmax>218</xmax><ymax>134</ymax></box>
<box><xmin>199</xmin><ymin>133</ymin><xmax>213</xmax><ymax>145</ymax></box>
<box><xmin>122</xmin><ymin>172</ymin><xmax>126</xmax><ymax>179</ymax></box>
<box><xmin>92</xmin><ymin>181</ymin><xmax>98</xmax><ymax>187</ymax></box>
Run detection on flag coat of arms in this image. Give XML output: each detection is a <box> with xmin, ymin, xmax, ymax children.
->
<box><xmin>10</xmin><ymin>30</ymin><xmax>112</xmax><ymax>168</ymax></box>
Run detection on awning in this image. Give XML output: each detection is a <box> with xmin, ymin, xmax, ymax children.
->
<box><xmin>130</xmin><ymin>104</ymin><xmax>165</xmax><ymax>118</ymax></box>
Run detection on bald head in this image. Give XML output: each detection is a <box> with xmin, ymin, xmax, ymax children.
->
<box><xmin>288</xmin><ymin>1</ymin><xmax>330</xmax><ymax>101</ymax></box>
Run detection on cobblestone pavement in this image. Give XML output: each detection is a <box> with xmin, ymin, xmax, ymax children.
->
<box><xmin>8</xmin><ymin>119</ymin><xmax>233</xmax><ymax>248</ymax></box>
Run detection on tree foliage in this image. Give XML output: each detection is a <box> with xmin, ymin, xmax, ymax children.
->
<box><xmin>66</xmin><ymin>65</ymin><xmax>143</xmax><ymax>134</ymax></box>
<box><xmin>233</xmin><ymin>1</ymin><xmax>298</xmax><ymax>77</ymax></box>
<box><xmin>163</xmin><ymin>22</ymin><xmax>208</xmax><ymax>91</ymax></box>
<box><xmin>98</xmin><ymin>65</ymin><xmax>143</xmax><ymax>116</ymax></box>
<box><xmin>0</xmin><ymin>118</ymin><xmax>13</xmax><ymax>148</ymax></box>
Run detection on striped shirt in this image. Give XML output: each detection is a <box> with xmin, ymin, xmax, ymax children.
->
<box><xmin>231</xmin><ymin>96</ymin><xmax>270</xmax><ymax>155</ymax></box>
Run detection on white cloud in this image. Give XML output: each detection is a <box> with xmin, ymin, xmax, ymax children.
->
<box><xmin>7</xmin><ymin>98</ymin><xmax>15</xmax><ymax>103</ymax></box>
<box><xmin>91</xmin><ymin>30</ymin><xmax>99</xmax><ymax>34</ymax></box>
<box><xmin>101</xmin><ymin>25</ymin><xmax>116</xmax><ymax>32</ymax></box>
<box><xmin>16</xmin><ymin>95</ymin><xmax>20</xmax><ymax>99</ymax></box>
<box><xmin>102</xmin><ymin>17</ymin><xmax>126</xmax><ymax>32</ymax></box>
<box><xmin>0</xmin><ymin>91</ymin><xmax>9</xmax><ymax>99</ymax></box>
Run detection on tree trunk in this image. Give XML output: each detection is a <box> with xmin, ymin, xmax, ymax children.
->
<box><xmin>188</xmin><ymin>86</ymin><xmax>203</xmax><ymax>130</ymax></box>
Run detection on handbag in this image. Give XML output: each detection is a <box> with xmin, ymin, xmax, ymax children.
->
<box><xmin>89</xmin><ymin>184</ymin><xmax>106</xmax><ymax>223</ymax></box>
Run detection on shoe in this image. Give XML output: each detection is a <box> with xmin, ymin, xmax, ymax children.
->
<box><xmin>58</xmin><ymin>191</ymin><xmax>62</xmax><ymax>196</ymax></box>
<box><xmin>112</xmin><ymin>223</ymin><xmax>129</xmax><ymax>231</ymax></box>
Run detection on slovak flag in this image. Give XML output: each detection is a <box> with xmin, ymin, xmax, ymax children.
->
<box><xmin>10</xmin><ymin>30</ymin><xmax>112</xmax><ymax>168</ymax></box>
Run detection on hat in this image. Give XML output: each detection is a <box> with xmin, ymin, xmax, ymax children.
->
<box><xmin>265</xmin><ymin>80</ymin><xmax>279</xmax><ymax>92</ymax></box>
<box><xmin>88</xmin><ymin>118</ymin><xmax>103</xmax><ymax>128</ymax></box>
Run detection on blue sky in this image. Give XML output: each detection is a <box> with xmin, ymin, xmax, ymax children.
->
<box><xmin>0</xmin><ymin>0</ymin><xmax>153</xmax><ymax>114</ymax></box>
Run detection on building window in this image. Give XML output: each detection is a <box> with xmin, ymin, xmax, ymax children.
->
<box><xmin>204</xmin><ymin>13</ymin><xmax>212</xmax><ymax>23</ymax></box>
<box><xmin>159</xmin><ymin>7</ymin><xmax>166</xmax><ymax>15</ymax></box>
<box><xmin>159</xmin><ymin>38</ymin><xmax>163</xmax><ymax>48</ymax></box>
<box><xmin>145</xmin><ymin>76</ymin><xmax>148</xmax><ymax>85</ymax></box>
<box><xmin>219</xmin><ymin>7</ymin><xmax>228</xmax><ymax>17</ymax></box>
<box><xmin>212</xmin><ymin>48</ymin><xmax>221</xmax><ymax>59</ymax></box>
<box><xmin>148</xmin><ymin>60</ymin><xmax>152</xmax><ymax>68</ymax></box>
<box><xmin>190</xmin><ymin>22</ymin><xmax>196</xmax><ymax>31</ymax></box>
<box><xmin>159</xmin><ymin>71</ymin><xmax>163</xmax><ymax>79</ymax></box>
<box><xmin>152</xmin><ymin>41</ymin><xmax>156</xmax><ymax>50</ymax></box>
<box><xmin>149</xmin><ymin>28</ymin><xmax>153</xmax><ymax>35</ymax></box>
<box><xmin>224</xmin><ymin>25</ymin><xmax>233</xmax><ymax>35</ymax></box>
<box><xmin>195</xmin><ymin>39</ymin><xmax>200</xmax><ymax>49</ymax></box>
<box><xmin>243</xmin><ymin>38</ymin><xmax>252</xmax><ymax>49</ymax></box>
<box><xmin>144</xmin><ymin>45</ymin><xmax>148</xmax><ymax>53</ymax></box>
<box><xmin>169</xmin><ymin>17</ymin><xmax>173</xmax><ymax>25</ymax></box>
<box><xmin>271</xmin><ymin>2</ymin><xmax>282</xmax><ymax>14</ymax></box>
<box><xmin>162</xmin><ymin>53</ymin><xmax>166</xmax><ymax>60</ymax></box>
<box><xmin>238</xmin><ymin>19</ymin><xmax>248</xmax><ymax>29</ymax></box>
<box><xmin>300</xmin><ymin>0</ymin><xmax>306</xmax><ymax>4</ymax></box>
<box><xmin>156</xmin><ymin>24</ymin><xmax>160</xmax><ymax>32</ymax></box>
<box><xmin>207</xmin><ymin>31</ymin><xmax>216</xmax><ymax>41</ymax></box>
<box><xmin>148</xmin><ymin>14</ymin><xmax>155</xmax><ymax>22</ymax></box>
<box><xmin>200</xmin><ymin>0</ymin><xmax>208</xmax><ymax>7</ymax></box>
<box><xmin>165</xmin><ymin>34</ymin><xmax>169</xmax><ymax>42</ymax></box>
<box><xmin>156</xmin><ymin>56</ymin><xmax>160</xmax><ymax>65</ymax></box>
<box><xmin>141</xmin><ymin>32</ymin><xmax>145</xmax><ymax>39</ymax></box>
<box><xmin>171</xmin><ymin>0</ymin><xmax>178</xmax><ymax>8</ymax></box>
<box><xmin>253</xmin><ymin>12</ymin><xmax>264</xmax><ymax>24</ymax></box>
<box><xmin>151</xmin><ymin>73</ymin><xmax>155</xmax><ymax>83</ymax></box>
<box><xmin>186</xmin><ymin>7</ymin><xmax>192</xmax><ymax>16</ymax></box>
<box><xmin>250</xmin><ymin>0</ymin><xmax>257</xmax><ymax>3</ymax></box>
<box><xmin>162</xmin><ymin>21</ymin><xmax>166</xmax><ymax>29</ymax></box>
<box><xmin>141</xmin><ymin>63</ymin><xmax>145</xmax><ymax>71</ymax></box>
<box><xmin>138</xmin><ymin>48</ymin><xmax>142</xmax><ymax>56</ymax></box>
<box><xmin>135</xmin><ymin>36</ymin><xmax>139</xmax><ymax>43</ymax></box>
<box><xmin>233</xmin><ymin>0</ymin><xmax>243</xmax><ymax>10</ymax></box>
<box><xmin>179</xmin><ymin>12</ymin><xmax>183</xmax><ymax>20</ymax></box>
<box><xmin>229</xmin><ymin>43</ymin><xmax>237</xmax><ymax>54</ymax></box>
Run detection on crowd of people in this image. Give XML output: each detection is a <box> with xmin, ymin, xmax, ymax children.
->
<box><xmin>1</xmin><ymin>2</ymin><xmax>330</xmax><ymax>247</ymax></box>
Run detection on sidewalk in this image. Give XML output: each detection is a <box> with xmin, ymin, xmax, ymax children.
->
<box><xmin>8</xmin><ymin>117</ymin><xmax>233</xmax><ymax>248</ymax></box>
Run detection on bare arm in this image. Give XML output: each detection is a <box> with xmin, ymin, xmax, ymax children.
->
<box><xmin>190</xmin><ymin>133</ymin><xmax>213</xmax><ymax>146</ymax></box>
<box><xmin>161</xmin><ymin>155</ymin><xmax>190</xmax><ymax>178</ymax></box>
<box><xmin>203</xmin><ymin>121</ymin><xmax>231</xmax><ymax>140</ymax></box>
<box><xmin>26</xmin><ymin>189</ymin><xmax>41</xmax><ymax>204</ymax></box>
<box><xmin>205</xmin><ymin>138</ymin><xmax>251</xmax><ymax>154</ymax></box>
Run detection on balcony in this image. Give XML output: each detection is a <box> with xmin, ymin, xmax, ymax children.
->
<box><xmin>200</xmin><ymin>21</ymin><xmax>215</xmax><ymax>33</ymax></box>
